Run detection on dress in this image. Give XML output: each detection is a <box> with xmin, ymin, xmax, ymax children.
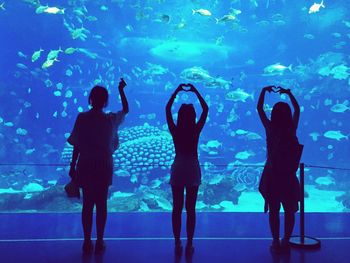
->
<box><xmin>67</xmin><ymin>109</ymin><xmax>125</xmax><ymax>188</ymax></box>
<box><xmin>259</xmin><ymin>125</ymin><xmax>301</xmax><ymax>213</ymax></box>
<box><xmin>170</xmin><ymin>129</ymin><xmax>201</xmax><ymax>187</ymax></box>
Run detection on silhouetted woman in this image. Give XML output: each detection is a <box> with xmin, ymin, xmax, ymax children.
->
<box><xmin>166</xmin><ymin>83</ymin><xmax>208</xmax><ymax>256</ymax></box>
<box><xmin>257</xmin><ymin>86</ymin><xmax>301</xmax><ymax>253</ymax></box>
<box><xmin>68</xmin><ymin>79</ymin><xmax>129</xmax><ymax>254</ymax></box>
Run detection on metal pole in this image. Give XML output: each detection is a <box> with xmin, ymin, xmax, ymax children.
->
<box><xmin>300</xmin><ymin>163</ymin><xmax>305</xmax><ymax>243</ymax></box>
<box><xmin>289</xmin><ymin>162</ymin><xmax>321</xmax><ymax>249</ymax></box>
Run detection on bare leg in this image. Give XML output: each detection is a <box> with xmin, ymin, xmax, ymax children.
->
<box><xmin>284</xmin><ymin>212</ymin><xmax>295</xmax><ymax>241</ymax></box>
<box><xmin>172</xmin><ymin>186</ymin><xmax>184</xmax><ymax>244</ymax></box>
<box><xmin>82</xmin><ymin>187</ymin><xmax>94</xmax><ymax>242</ymax></box>
<box><xmin>185</xmin><ymin>186</ymin><xmax>199</xmax><ymax>246</ymax></box>
<box><xmin>96</xmin><ymin>186</ymin><xmax>109</xmax><ymax>241</ymax></box>
<box><xmin>268</xmin><ymin>201</ymin><xmax>281</xmax><ymax>242</ymax></box>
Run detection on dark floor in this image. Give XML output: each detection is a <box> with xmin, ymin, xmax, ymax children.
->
<box><xmin>0</xmin><ymin>213</ymin><xmax>349</xmax><ymax>263</ymax></box>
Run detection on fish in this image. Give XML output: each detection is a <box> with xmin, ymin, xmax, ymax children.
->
<box><xmin>71</xmin><ymin>27</ymin><xmax>90</xmax><ymax>41</ymax></box>
<box><xmin>47</xmin><ymin>47</ymin><xmax>62</xmax><ymax>60</ymax></box>
<box><xmin>31</xmin><ymin>48</ymin><xmax>44</xmax><ymax>62</ymax></box>
<box><xmin>17</xmin><ymin>51</ymin><xmax>27</xmax><ymax>58</ymax></box>
<box><xmin>206</xmin><ymin>140</ymin><xmax>222</xmax><ymax>148</ymax></box>
<box><xmin>215</xmin><ymin>14</ymin><xmax>236</xmax><ymax>24</ymax></box>
<box><xmin>235</xmin><ymin>129</ymin><xmax>248</xmax><ymax>135</ymax></box>
<box><xmin>263</xmin><ymin>63</ymin><xmax>292</xmax><ymax>76</ymax></box>
<box><xmin>125</xmin><ymin>24</ymin><xmax>134</xmax><ymax>32</ymax></box>
<box><xmin>100</xmin><ymin>5</ymin><xmax>108</xmax><ymax>11</ymax></box>
<box><xmin>308</xmin><ymin>1</ymin><xmax>325</xmax><ymax>14</ymax></box>
<box><xmin>86</xmin><ymin>15</ymin><xmax>98</xmax><ymax>22</ymax></box>
<box><xmin>304</xmin><ymin>34</ymin><xmax>315</xmax><ymax>40</ymax></box>
<box><xmin>315</xmin><ymin>176</ymin><xmax>335</xmax><ymax>186</ymax></box>
<box><xmin>175</xmin><ymin>19</ymin><xmax>186</xmax><ymax>29</ymax></box>
<box><xmin>25</xmin><ymin>148</ymin><xmax>35</xmax><ymax>155</ymax></box>
<box><xmin>16</xmin><ymin>63</ymin><xmax>27</xmax><ymax>69</ymax></box>
<box><xmin>192</xmin><ymin>9</ymin><xmax>212</xmax><ymax>16</ymax></box>
<box><xmin>53</xmin><ymin>90</ymin><xmax>62</xmax><ymax>96</ymax></box>
<box><xmin>64</xmin><ymin>47</ymin><xmax>77</xmax><ymax>54</ymax></box>
<box><xmin>0</xmin><ymin>2</ymin><xmax>5</xmax><ymax>10</ymax></box>
<box><xmin>208</xmin><ymin>174</ymin><xmax>224</xmax><ymax>185</ymax></box>
<box><xmin>43</xmin><ymin>7</ymin><xmax>65</xmax><ymax>15</ymax></box>
<box><xmin>16</xmin><ymin>128</ymin><xmax>28</xmax><ymax>136</ymax></box>
<box><xmin>235</xmin><ymin>150</ymin><xmax>255</xmax><ymax>160</ymax></box>
<box><xmin>4</xmin><ymin>121</ymin><xmax>14</xmax><ymax>127</ymax></box>
<box><xmin>42</xmin><ymin>58</ymin><xmax>59</xmax><ymax>69</ymax></box>
<box><xmin>35</xmin><ymin>5</ymin><xmax>49</xmax><ymax>14</ymax></box>
<box><xmin>225</xmin><ymin>88</ymin><xmax>254</xmax><ymax>102</ymax></box>
<box><xmin>330</xmin><ymin>102</ymin><xmax>350</xmax><ymax>113</ymax></box>
<box><xmin>323</xmin><ymin>130</ymin><xmax>348</xmax><ymax>141</ymax></box>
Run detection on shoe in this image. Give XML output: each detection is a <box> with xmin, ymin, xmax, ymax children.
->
<box><xmin>95</xmin><ymin>240</ymin><xmax>106</xmax><ymax>254</ymax></box>
<box><xmin>280</xmin><ymin>238</ymin><xmax>291</xmax><ymax>254</ymax></box>
<box><xmin>269</xmin><ymin>239</ymin><xmax>281</xmax><ymax>254</ymax></box>
<box><xmin>82</xmin><ymin>240</ymin><xmax>94</xmax><ymax>254</ymax></box>
<box><xmin>185</xmin><ymin>244</ymin><xmax>194</xmax><ymax>256</ymax></box>
<box><xmin>174</xmin><ymin>240</ymin><xmax>183</xmax><ymax>255</ymax></box>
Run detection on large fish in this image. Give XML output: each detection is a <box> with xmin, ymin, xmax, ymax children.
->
<box><xmin>263</xmin><ymin>63</ymin><xmax>292</xmax><ymax>76</ymax></box>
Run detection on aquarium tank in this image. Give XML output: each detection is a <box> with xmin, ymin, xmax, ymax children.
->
<box><xmin>0</xmin><ymin>0</ymin><xmax>349</xmax><ymax>213</ymax></box>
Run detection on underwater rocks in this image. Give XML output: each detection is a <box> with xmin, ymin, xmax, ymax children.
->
<box><xmin>0</xmin><ymin>185</ymin><xmax>81</xmax><ymax>212</ymax></box>
<box><xmin>200</xmin><ymin>172</ymin><xmax>240</xmax><ymax>210</ymax></box>
<box><xmin>230</xmin><ymin>166</ymin><xmax>261</xmax><ymax>192</ymax></box>
<box><xmin>62</xmin><ymin>123</ymin><xmax>175</xmax><ymax>186</ymax></box>
<box><xmin>108</xmin><ymin>187</ymin><xmax>172</xmax><ymax>212</ymax></box>
<box><xmin>336</xmin><ymin>192</ymin><xmax>350</xmax><ymax>211</ymax></box>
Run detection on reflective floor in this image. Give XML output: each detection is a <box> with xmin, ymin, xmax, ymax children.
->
<box><xmin>0</xmin><ymin>213</ymin><xmax>349</xmax><ymax>263</ymax></box>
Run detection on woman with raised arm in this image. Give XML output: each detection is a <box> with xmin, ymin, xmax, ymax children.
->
<box><xmin>257</xmin><ymin>86</ymin><xmax>301</xmax><ymax>254</ymax></box>
<box><xmin>68</xmin><ymin>78</ymin><xmax>129</xmax><ymax>254</ymax></box>
<box><xmin>166</xmin><ymin>83</ymin><xmax>208</xmax><ymax>256</ymax></box>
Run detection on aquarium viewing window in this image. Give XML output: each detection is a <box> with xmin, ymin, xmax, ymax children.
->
<box><xmin>0</xmin><ymin>0</ymin><xmax>349</xmax><ymax>212</ymax></box>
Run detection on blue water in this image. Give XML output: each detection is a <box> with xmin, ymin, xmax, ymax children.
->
<box><xmin>0</xmin><ymin>0</ymin><xmax>349</xmax><ymax>212</ymax></box>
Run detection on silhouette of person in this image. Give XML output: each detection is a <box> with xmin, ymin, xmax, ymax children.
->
<box><xmin>68</xmin><ymin>78</ymin><xmax>129</xmax><ymax>254</ymax></box>
<box><xmin>257</xmin><ymin>86</ymin><xmax>301</xmax><ymax>254</ymax></box>
<box><xmin>166</xmin><ymin>83</ymin><xmax>208</xmax><ymax>256</ymax></box>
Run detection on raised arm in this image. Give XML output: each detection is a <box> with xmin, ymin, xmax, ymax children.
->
<box><xmin>166</xmin><ymin>85</ymin><xmax>183</xmax><ymax>134</ymax></box>
<box><xmin>118</xmin><ymin>78</ymin><xmax>129</xmax><ymax>114</ymax></box>
<box><xmin>257</xmin><ymin>86</ymin><xmax>274</xmax><ymax>128</ymax></box>
<box><xmin>279</xmin><ymin>87</ymin><xmax>300</xmax><ymax>129</ymax></box>
<box><xmin>188</xmin><ymin>84</ymin><xmax>208</xmax><ymax>132</ymax></box>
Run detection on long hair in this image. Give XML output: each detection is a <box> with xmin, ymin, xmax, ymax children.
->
<box><xmin>88</xmin><ymin>85</ymin><xmax>109</xmax><ymax>109</ymax></box>
<box><xmin>271</xmin><ymin>102</ymin><xmax>294</xmax><ymax>136</ymax></box>
<box><xmin>177</xmin><ymin>104</ymin><xmax>196</xmax><ymax>132</ymax></box>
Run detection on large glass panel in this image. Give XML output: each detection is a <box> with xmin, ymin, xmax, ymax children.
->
<box><xmin>0</xmin><ymin>0</ymin><xmax>349</xmax><ymax>212</ymax></box>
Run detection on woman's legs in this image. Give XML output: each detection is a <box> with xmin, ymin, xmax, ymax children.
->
<box><xmin>82</xmin><ymin>187</ymin><xmax>94</xmax><ymax>242</ymax></box>
<box><xmin>268</xmin><ymin>201</ymin><xmax>281</xmax><ymax>242</ymax></box>
<box><xmin>171</xmin><ymin>186</ymin><xmax>185</xmax><ymax>243</ymax></box>
<box><xmin>95</xmin><ymin>186</ymin><xmax>109</xmax><ymax>242</ymax></box>
<box><xmin>185</xmin><ymin>186</ymin><xmax>199</xmax><ymax>246</ymax></box>
<box><xmin>282</xmin><ymin>202</ymin><xmax>296</xmax><ymax>241</ymax></box>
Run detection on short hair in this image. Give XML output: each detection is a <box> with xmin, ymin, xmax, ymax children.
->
<box><xmin>88</xmin><ymin>85</ymin><xmax>108</xmax><ymax>109</ymax></box>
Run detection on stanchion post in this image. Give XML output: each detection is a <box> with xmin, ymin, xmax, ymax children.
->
<box><xmin>289</xmin><ymin>163</ymin><xmax>321</xmax><ymax>249</ymax></box>
<box><xmin>300</xmin><ymin>163</ymin><xmax>305</xmax><ymax>243</ymax></box>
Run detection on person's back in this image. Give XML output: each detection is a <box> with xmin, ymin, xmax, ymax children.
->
<box><xmin>172</xmin><ymin>128</ymin><xmax>199</xmax><ymax>157</ymax></box>
<box><xmin>67</xmin><ymin>79</ymin><xmax>129</xmax><ymax>254</ymax></box>
<box><xmin>166</xmin><ymin>84</ymin><xmax>208</xmax><ymax>257</ymax></box>
<box><xmin>257</xmin><ymin>86</ymin><xmax>301</xmax><ymax>254</ymax></box>
<box><xmin>73</xmin><ymin>109</ymin><xmax>124</xmax><ymax>159</ymax></box>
